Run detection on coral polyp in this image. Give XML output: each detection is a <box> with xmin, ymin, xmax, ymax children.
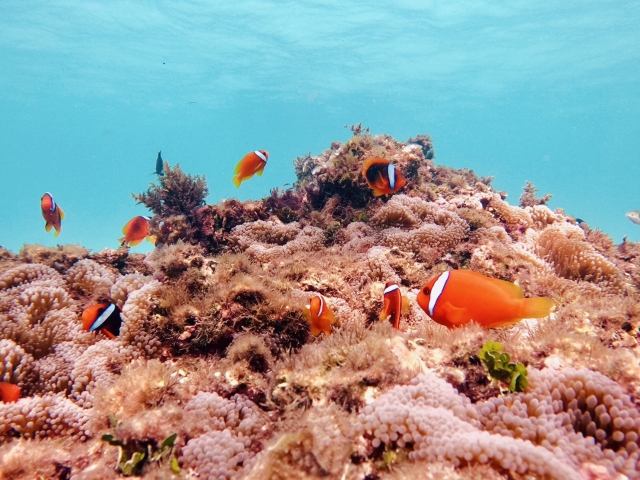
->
<box><xmin>2</xmin><ymin>130</ymin><xmax>640</xmax><ymax>479</ymax></box>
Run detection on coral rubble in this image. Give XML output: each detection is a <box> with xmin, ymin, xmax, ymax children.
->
<box><xmin>2</xmin><ymin>130</ymin><xmax>640</xmax><ymax>479</ymax></box>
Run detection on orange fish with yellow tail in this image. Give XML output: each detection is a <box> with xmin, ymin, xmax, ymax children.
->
<box><xmin>82</xmin><ymin>303</ymin><xmax>122</xmax><ymax>339</ymax></box>
<box><xmin>416</xmin><ymin>270</ymin><xmax>554</xmax><ymax>329</ymax></box>
<box><xmin>303</xmin><ymin>294</ymin><xmax>337</xmax><ymax>336</ymax></box>
<box><xmin>362</xmin><ymin>157</ymin><xmax>406</xmax><ymax>197</ymax></box>
<box><xmin>233</xmin><ymin>150</ymin><xmax>268</xmax><ymax>187</ymax></box>
<box><xmin>119</xmin><ymin>216</ymin><xmax>156</xmax><ymax>247</ymax></box>
<box><xmin>0</xmin><ymin>382</ymin><xmax>20</xmax><ymax>402</ymax></box>
<box><xmin>40</xmin><ymin>192</ymin><xmax>65</xmax><ymax>237</ymax></box>
<box><xmin>379</xmin><ymin>281</ymin><xmax>410</xmax><ymax>329</ymax></box>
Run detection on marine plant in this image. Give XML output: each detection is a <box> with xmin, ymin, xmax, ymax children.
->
<box><xmin>478</xmin><ymin>340</ymin><xmax>528</xmax><ymax>392</ymax></box>
<box><xmin>102</xmin><ymin>429</ymin><xmax>179</xmax><ymax>476</ymax></box>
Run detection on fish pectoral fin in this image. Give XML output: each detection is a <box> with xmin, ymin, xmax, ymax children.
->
<box><xmin>256</xmin><ymin>168</ymin><xmax>264</xmax><ymax>176</ymax></box>
<box><xmin>493</xmin><ymin>278</ymin><xmax>524</xmax><ymax>299</ymax></box>
<box><xmin>440</xmin><ymin>302</ymin><xmax>470</xmax><ymax>326</ymax></box>
<box><xmin>146</xmin><ymin>235</ymin><xmax>157</xmax><ymax>245</ymax></box>
<box><xmin>379</xmin><ymin>311</ymin><xmax>391</xmax><ymax>323</ymax></box>
<box><xmin>401</xmin><ymin>297</ymin><xmax>411</xmax><ymax>314</ymax></box>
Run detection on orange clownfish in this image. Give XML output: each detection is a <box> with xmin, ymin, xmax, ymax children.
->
<box><xmin>41</xmin><ymin>192</ymin><xmax>65</xmax><ymax>237</ymax></box>
<box><xmin>303</xmin><ymin>294</ymin><xmax>337</xmax><ymax>336</ymax></box>
<box><xmin>0</xmin><ymin>382</ymin><xmax>20</xmax><ymax>402</ymax></box>
<box><xmin>362</xmin><ymin>158</ymin><xmax>406</xmax><ymax>197</ymax></box>
<box><xmin>416</xmin><ymin>270</ymin><xmax>555</xmax><ymax>329</ymax></box>
<box><xmin>82</xmin><ymin>303</ymin><xmax>122</xmax><ymax>339</ymax></box>
<box><xmin>233</xmin><ymin>150</ymin><xmax>268</xmax><ymax>188</ymax></box>
<box><xmin>379</xmin><ymin>282</ymin><xmax>410</xmax><ymax>329</ymax></box>
<box><xmin>119</xmin><ymin>216</ymin><xmax>156</xmax><ymax>247</ymax></box>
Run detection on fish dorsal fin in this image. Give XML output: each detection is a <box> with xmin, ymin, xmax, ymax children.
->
<box><xmin>492</xmin><ymin>278</ymin><xmax>524</xmax><ymax>299</ymax></box>
<box><xmin>58</xmin><ymin>206</ymin><xmax>65</xmax><ymax>220</ymax></box>
<box><xmin>121</xmin><ymin>218</ymin><xmax>132</xmax><ymax>235</ymax></box>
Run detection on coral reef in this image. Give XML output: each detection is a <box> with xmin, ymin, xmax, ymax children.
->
<box><xmin>2</xmin><ymin>130</ymin><xmax>640</xmax><ymax>479</ymax></box>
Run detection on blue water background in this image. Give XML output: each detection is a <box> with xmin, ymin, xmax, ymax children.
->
<box><xmin>1</xmin><ymin>1</ymin><xmax>639</xmax><ymax>254</ymax></box>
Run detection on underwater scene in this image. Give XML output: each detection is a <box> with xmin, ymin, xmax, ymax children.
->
<box><xmin>1</xmin><ymin>1</ymin><xmax>640</xmax><ymax>479</ymax></box>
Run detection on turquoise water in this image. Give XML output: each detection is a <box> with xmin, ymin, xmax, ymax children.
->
<box><xmin>1</xmin><ymin>1</ymin><xmax>639</xmax><ymax>253</ymax></box>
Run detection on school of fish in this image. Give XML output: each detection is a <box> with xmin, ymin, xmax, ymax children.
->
<box><xmin>5</xmin><ymin>148</ymin><xmax>561</xmax><ymax>404</ymax></box>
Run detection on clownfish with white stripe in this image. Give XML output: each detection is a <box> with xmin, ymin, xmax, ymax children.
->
<box><xmin>82</xmin><ymin>303</ymin><xmax>123</xmax><ymax>339</ymax></box>
<box><xmin>233</xmin><ymin>150</ymin><xmax>268</xmax><ymax>187</ymax></box>
<box><xmin>362</xmin><ymin>157</ymin><xmax>406</xmax><ymax>197</ymax></box>
<box><xmin>303</xmin><ymin>293</ymin><xmax>337</xmax><ymax>336</ymax></box>
<box><xmin>379</xmin><ymin>281</ymin><xmax>410</xmax><ymax>329</ymax></box>
<box><xmin>40</xmin><ymin>192</ymin><xmax>65</xmax><ymax>237</ymax></box>
<box><xmin>119</xmin><ymin>216</ymin><xmax>156</xmax><ymax>247</ymax></box>
<box><xmin>416</xmin><ymin>270</ymin><xmax>555</xmax><ymax>329</ymax></box>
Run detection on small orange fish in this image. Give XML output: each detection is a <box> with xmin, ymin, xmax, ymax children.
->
<box><xmin>303</xmin><ymin>294</ymin><xmax>337</xmax><ymax>336</ymax></box>
<box><xmin>379</xmin><ymin>282</ymin><xmax>410</xmax><ymax>329</ymax></box>
<box><xmin>362</xmin><ymin>157</ymin><xmax>406</xmax><ymax>197</ymax></box>
<box><xmin>0</xmin><ymin>382</ymin><xmax>20</xmax><ymax>402</ymax></box>
<box><xmin>233</xmin><ymin>150</ymin><xmax>268</xmax><ymax>187</ymax></box>
<box><xmin>119</xmin><ymin>216</ymin><xmax>156</xmax><ymax>247</ymax></box>
<box><xmin>82</xmin><ymin>303</ymin><xmax>122</xmax><ymax>339</ymax></box>
<box><xmin>41</xmin><ymin>192</ymin><xmax>65</xmax><ymax>237</ymax></box>
<box><xmin>416</xmin><ymin>270</ymin><xmax>555</xmax><ymax>329</ymax></box>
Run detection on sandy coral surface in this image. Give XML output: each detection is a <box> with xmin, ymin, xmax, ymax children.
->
<box><xmin>1</xmin><ymin>130</ymin><xmax>640</xmax><ymax>479</ymax></box>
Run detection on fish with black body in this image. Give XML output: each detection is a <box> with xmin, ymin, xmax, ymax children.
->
<box><xmin>154</xmin><ymin>151</ymin><xmax>164</xmax><ymax>176</ymax></box>
<box><xmin>362</xmin><ymin>157</ymin><xmax>406</xmax><ymax>197</ymax></box>
<box><xmin>82</xmin><ymin>303</ymin><xmax>123</xmax><ymax>339</ymax></box>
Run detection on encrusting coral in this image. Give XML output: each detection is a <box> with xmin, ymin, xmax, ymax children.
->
<box><xmin>2</xmin><ymin>129</ymin><xmax>640</xmax><ymax>479</ymax></box>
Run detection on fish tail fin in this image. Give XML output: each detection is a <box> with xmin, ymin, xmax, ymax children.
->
<box><xmin>146</xmin><ymin>235</ymin><xmax>157</xmax><ymax>245</ymax></box>
<box><xmin>233</xmin><ymin>176</ymin><xmax>242</xmax><ymax>188</ymax></box>
<box><xmin>521</xmin><ymin>297</ymin><xmax>555</xmax><ymax>319</ymax></box>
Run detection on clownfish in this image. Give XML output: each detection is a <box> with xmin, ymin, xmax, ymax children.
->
<box><xmin>40</xmin><ymin>192</ymin><xmax>65</xmax><ymax>237</ymax></box>
<box><xmin>362</xmin><ymin>157</ymin><xmax>406</xmax><ymax>197</ymax></box>
<box><xmin>154</xmin><ymin>151</ymin><xmax>165</xmax><ymax>176</ymax></box>
<box><xmin>233</xmin><ymin>150</ymin><xmax>268</xmax><ymax>188</ymax></box>
<box><xmin>379</xmin><ymin>282</ymin><xmax>410</xmax><ymax>329</ymax></box>
<box><xmin>0</xmin><ymin>382</ymin><xmax>20</xmax><ymax>402</ymax></box>
<box><xmin>303</xmin><ymin>294</ymin><xmax>337</xmax><ymax>336</ymax></box>
<box><xmin>416</xmin><ymin>270</ymin><xmax>555</xmax><ymax>329</ymax></box>
<box><xmin>82</xmin><ymin>303</ymin><xmax>122</xmax><ymax>339</ymax></box>
<box><xmin>119</xmin><ymin>216</ymin><xmax>156</xmax><ymax>247</ymax></box>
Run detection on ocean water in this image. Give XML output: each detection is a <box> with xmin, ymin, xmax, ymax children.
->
<box><xmin>1</xmin><ymin>1</ymin><xmax>639</xmax><ymax>254</ymax></box>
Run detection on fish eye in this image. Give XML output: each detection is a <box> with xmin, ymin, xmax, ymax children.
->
<box><xmin>422</xmin><ymin>286</ymin><xmax>430</xmax><ymax>295</ymax></box>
